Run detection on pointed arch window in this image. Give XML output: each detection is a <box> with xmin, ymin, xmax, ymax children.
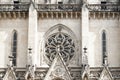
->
<box><xmin>102</xmin><ymin>30</ymin><xmax>107</xmax><ymax>65</ymax></box>
<box><xmin>12</xmin><ymin>31</ymin><xmax>17</xmax><ymax>66</ymax></box>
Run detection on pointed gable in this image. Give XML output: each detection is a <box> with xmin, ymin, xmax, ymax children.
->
<box><xmin>82</xmin><ymin>65</ymin><xmax>89</xmax><ymax>80</ymax></box>
<box><xmin>44</xmin><ymin>54</ymin><xmax>72</xmax><ymax>80</ymax></box>
<box><xmin>99</xmin><ymin>67</ymin><xmax>113</xmax><ymax>80</ymax></box>
<box><xmin>3</xmin><ymin>67</ymin><xmax>16</xmax><ymax>80</ymax></box>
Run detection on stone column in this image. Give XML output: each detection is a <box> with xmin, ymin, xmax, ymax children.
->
<box><xmin>28</xmin><ymin>3</ymin><xmax>38</xmax><ymax>66</ymax></box>
<box><xmin>81</xmin><ymin>4</ymin><xmax>89</xmax><ymax>65</ymax></box>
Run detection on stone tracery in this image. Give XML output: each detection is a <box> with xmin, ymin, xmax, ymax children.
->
<box><xmin>45</xmin><ymin>32</ymin><xmax>75</xmax><ymax>63</ymax></box>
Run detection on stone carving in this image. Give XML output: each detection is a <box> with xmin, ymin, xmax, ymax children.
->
<box><xmin>35</xmin><ymin>72</ymin><xmax>46</xmax><ymax>80</ymax></box>
<box><xmin>1</xmin><ymin>67</ymin><xmax>120</xmax><ymax>80</ymax></box>
<box><xmin>44</xmin><ymin>53</ymin><xmax>72</xmax><ymax>80</ymax></box>
<box><xmin>25</xmin><ymin>65</ymin><xmax>35</xmax><ymax>80</ymax></box>
<box><xmin>53</xmin><ymin>65</ymin><xmax>65</xmax><ymax>76</ymax></box>
<box><xmin>0</xmin><ymin>72</ymin><xmax>5</xmax><ymax>79</ymax></box>
<box><xmin>99</xmin><ymin>67</ymin><xmax>113</xmax><ymax>80</ymax></box>
<box><xmin>16</xmin><ymin>71</ymin><xmax>26</xmax><ymax>80</ymax></box>
<box><xmin>3</xmin><ymin>67</ymin><xmax>17</xmax><ymax>80</ymax></box>
<box><xmin>45</xmin><ymin>32</ymin><xmax>75</xmax><ymax>63</ymax></box>
<box><xmin>52</xmin><ymin>77</ymin><xmax>64</xmax><ymax>80</ymax></box>
<box><xmin>111</xmin><ymin>71</ymin><xmax>120</xmax><ymax>79</ymax></box>
<box><xmin>71</xmin><ymin>71</ymin><xmax>81</xmax><ymax>80</ymax></box>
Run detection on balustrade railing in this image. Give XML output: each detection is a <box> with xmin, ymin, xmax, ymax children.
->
<box><xmin>0</xmin><ymin>2</ymin><xmax>120</xmax><ymax>12</ymax></box>
<box><xmin>0</xmin><ymin>3</ymin><xmax>30</xmax><ymax>12</ymax></box>
<box><xmin>37</xmin><ymin>4</ymin><xmax>81</xmax><ymax>11</ymax></box>
<box><xmin>88</xmin><ymin>3</ymin><xmax>120</xmax><ymax>12</ymax></box>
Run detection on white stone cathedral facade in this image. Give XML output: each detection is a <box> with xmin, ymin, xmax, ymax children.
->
<box><xmin>0</xmin><ymin>0</ymin><xmax>120</xmax><ymax>80</ymax></box>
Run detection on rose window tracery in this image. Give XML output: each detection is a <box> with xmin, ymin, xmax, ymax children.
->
<box><xmin>45</xmin><ymin>32</ymin><xmax>75</xmax><ymax>62</ymax></box>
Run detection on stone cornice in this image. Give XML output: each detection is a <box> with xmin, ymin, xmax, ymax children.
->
<box><xmin>0</xmin><ymin>12</ymin><xmax>28</xmax><ymax>19</ymax></box>
<box><xmin>38</xmin><ymin>11</ymin><xmax>81</xmax><ymax>19</ymax></box>
<box><xmin>89</xmin><ymin>12</ymin><xmax>120</xmax><ymax>19</ymax></box>
<box><xmin>0</xmin><ymin>11</ymin><xmax>120</xmax><ymax>20</ymax></box>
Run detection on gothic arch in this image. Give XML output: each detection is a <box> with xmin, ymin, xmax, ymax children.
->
<box><xmin>83</xmin><ymin>74</ymin><xmax>89</xmax><ymax>80</ymax></box>
<box><xmin>99</xmin><ymin>29</ymin><xmax>109</xmax><ymax>66</ymax></box>
<box><xmin>44</xmin><ymin>24</ymin><xmax>77</xmax><ymax>40</ymax></box>
<box><xmin>101</xmin><ymin>30</ymin><xmax>109</xmax><ymax>65</ymax></box>
<box><xmin>43</xmin><ymin>24</ymin><xmax>77</xmax><ymax>65</ymax></box>
<box><xmin>11</xmin><ymin>30</ymin><xmax>18</xmax><ymax>66</ymax></box>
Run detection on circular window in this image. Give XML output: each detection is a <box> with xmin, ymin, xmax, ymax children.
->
<box><xmin>45</xmin><ymin>32</ymin><xmax>75</xmax><ymax>62</ymax></box>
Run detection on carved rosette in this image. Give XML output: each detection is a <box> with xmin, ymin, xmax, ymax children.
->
<box><xmin>45</xmin><ymin>32</ymin><xmax>75</xmax><ymax>63</ymax></box>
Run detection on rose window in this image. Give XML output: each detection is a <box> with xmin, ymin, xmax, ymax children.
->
<box><xmin>45</xmin><ymin>32</ymin><xmax>75</xmax><ymax>62</ymax></box>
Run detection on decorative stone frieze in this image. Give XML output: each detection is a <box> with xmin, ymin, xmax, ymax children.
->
<box><xmin>89</xmin><ymin>12</ymin><xmax>120</xmax><ymax>19</ymax></box>
<box><xmin>0</xmin><ymin>12</ymin><xmax>28</xmax><ymax>19</ymax></box>
<box><xmin>38</xmin><ymin>12</ymin><xmax>81</xmax><ymax>19</ymax></box>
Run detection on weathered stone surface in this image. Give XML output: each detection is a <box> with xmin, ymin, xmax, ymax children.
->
<box><xmin>0</xmin><ymin>0</ymin><xmax>120</xmax><ymax>80</ymax></box>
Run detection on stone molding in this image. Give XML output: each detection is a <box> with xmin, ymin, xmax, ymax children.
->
<box><xmin>89</xmin><ymin>12</ymin><xmax>120</xmax><ymax>19</ymax></box>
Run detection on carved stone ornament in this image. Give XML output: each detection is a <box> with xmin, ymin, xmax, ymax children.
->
<box><xmin>44</xmin><ymin>54</ymin><xmax>72</xmax><ymax>80</ymax></box>
<box><xmin>45</xmin><ymin>32</ymin><xmax>75</xmax><ymax>63</ymax></box>
<box><xmin>99</xmin><ymin>67</ymin><xmax>113</xmax><ymax>80</ymax></box>
<box><xmin>25</xmin><ymin>65</ymin><xmax>35</xmax><ymax>80</ymax></box>
<box><xmin>3</xmin><ymin>67</ymin><xmax>17</xmax><ymax>80</ymax></box>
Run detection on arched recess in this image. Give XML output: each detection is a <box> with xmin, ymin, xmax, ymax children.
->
<box><xmin>11</xmin><ymin>30</ymin><xmax>18</xmax><ymax>66</ymax></box>
<box><xmin>43</xmin><ymin>24</ymin><xmax>78</xmax><ymax>65</ymax></box>
<box><xmin>102</xmin><ymin>30</ymin><xmax>108</xmax><ymax>65</ymax></box>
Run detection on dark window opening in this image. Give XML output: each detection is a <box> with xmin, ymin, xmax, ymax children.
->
<box><xmin>14</xmin><ymin>1</ymin><xmax>19</xmax><ymax>4</ymax></box>
<box><xmin>14</xmin><ymin>0</ymin><xmax>20</xmax><ymax>9</ymax></box>
<box><xmin>102</xmin><ymin>31</ymin><xmax>107</xmax><ymax>65</ymax></box>
<box><xmin>58</xmin><ymin>2</ymin><xmax>63</xmax><ymax>9</ymax></box>
<box><xmin>12</xmin><ymin>31</ymin><xmax>17</xmax><ymax>66</ymax></box>
<box><xmin>101</xmin><ymin>1</ymin><xmax>107</xmax><ymax>10</ymax></box>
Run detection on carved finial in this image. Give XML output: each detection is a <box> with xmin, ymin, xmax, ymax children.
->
<box><xmin>28</xmin><ymin>47</ymin><xmax>32</xmax><ymax>54</ymax></box>
<box><xmin>28</xmin><ymin>47</ymin><xmax>32</xmax><ymax>66</ymax></box>
<box><xmin>83</xmin><ymin>0</ymin><xmax>87</xmax><ymax>5</ymax></box>
<box><xmin>8</xmin><ymin>55</ymin><xmax>14</xmax><ymax>67</ymax></box>
<box><xmin>104</xmin><ymin>52</ymin><xmax>108</xmax><ymax>66</ymax></box>
<box><xmin>82</xmin><ymin>47</ymin><xmax>88</xmax><ymax>66</ymax></box>
<box><xmin>82</xmin><ymin>0</ymin><xmax>88</xmax><ymax>9</ymax></box>
<box><xmin>83</xmin><ymin>47</ymin><xmax>87</xmax><ymax>53</ymax></box>
<box><xmin>26</xmin><ymin>47</ymin><xmax>35</xmax><ymax>80</ymax></box>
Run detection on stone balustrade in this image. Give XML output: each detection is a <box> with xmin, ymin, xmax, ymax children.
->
<box><xmin>0</xmin><ymin>2</ymin><xmax>120</xmax><ymax>12</ymax></box>
<box><xmin>0</xmin><ymin>3</ymin><xmax>30</xmax><ymax>12</ymax></box>
<box><xmin>88</xmin><ymin>3</ymin><xmax>120</xmax><ymax>12</ymax></box>
<box><xmin>37</xmin><ymin>4</ymin><xmax>81</xmax><ymax>12</ymax></box>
